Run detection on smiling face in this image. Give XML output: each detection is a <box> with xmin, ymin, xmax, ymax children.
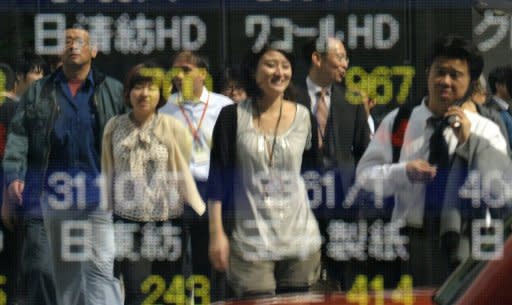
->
<box><xmin>254</xmin><ymin>50</ymin><xmax>292</xmax><ymax>98</ymax></box>
<box><xmin>129</xmin><ymin>81</ymin><xmax>161</xmax><ymax>117</ymax></box>
<box><xmin>318</xmin><ymin>38</ymin><xmax>349</xmax><ymax>83</ymax></box>
<box><xmin>427</xmin><ymin>56</ymin><xmax>471</xmax><ymax>116</ymax></box>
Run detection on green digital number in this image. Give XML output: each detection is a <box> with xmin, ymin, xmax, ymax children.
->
<box><xmin>345</xmin><ymin>66</ymin><xmax>415</xmax><ymax>105</ymax></box>
<box><xmin>346</xmin><ymin>274</ymin><xmax>413</xmax><ymax>305</ymax></box>
<box><xmin>139</xmin><ymin>67</ymin><xmax>213</xmax><ymax>101</ymax></box>
<box><xmin>141</xmin><ymin>274</ymin><xmax>210</xmax><ymax>305</ymax></box>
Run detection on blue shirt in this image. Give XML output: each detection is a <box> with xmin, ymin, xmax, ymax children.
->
<box><xmin>46</xmin><ymin>70</ymin><xmax>100</xmax><ymax>206</ymax></box>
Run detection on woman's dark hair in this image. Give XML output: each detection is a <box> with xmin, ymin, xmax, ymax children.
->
<box><xmin>426</xmin><ymin>34</ymin><xmax>484</xmax><ymax>82</ymax></box>
<box><xmin>241</xmin><ymin>43</ymin><xmax>296</xmax><ymax>101</ymax></box>
<box><xmin>123</xmin><ymin>62</ymin><xmax>167</xmax><ymax>110</ymax></box>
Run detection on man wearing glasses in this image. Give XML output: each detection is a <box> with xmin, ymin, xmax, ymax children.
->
<box><xmin>3</xmin><ymin>27</ymin><xmax>125</xmax><ymax>305</ymax></box>
<box><xmin>295</xmin><ymin>36</ymin><xmax>371</xmax><ymax>289</ymax></box>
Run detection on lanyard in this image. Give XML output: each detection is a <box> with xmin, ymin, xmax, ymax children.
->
<box><xmin>179</xmin><ymin>92</ymin><xmax>210</xmax><ymax>142</ymax></box>
<box><xmin>255</xmin><ymin>99</ymin><xmax>283</xmax><ymax>168</ymax></box>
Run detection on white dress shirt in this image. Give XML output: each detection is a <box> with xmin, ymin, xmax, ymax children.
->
<box><xmin>159</xmin><ymin>87</ymin><xmax>233</xmax><ymax>181</ymax></box>
<box><xmin>356</xmin><ymin>98</ymin><xmax>507</xmax><ymax>227</ymax></box>
<box><xmin>306</xmin><ymin>76</ymin><xmax>331</xmax><ymax>114</ymax></box>
<box><xmin>492</xmin><ymin>95</ymin><xmax>510</xmax><ymax>111</ymax></box>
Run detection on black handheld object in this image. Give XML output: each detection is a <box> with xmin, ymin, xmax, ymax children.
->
<box><xmin>446</xmin><ymin>82</ymin><xmax>475</xmax><ymax>128</ymax></box>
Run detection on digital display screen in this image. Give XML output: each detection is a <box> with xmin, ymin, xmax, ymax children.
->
<box><xmin>0</xmin><ymin>1</ymin><xmax>511</xmax><ymax>305</ymax></box>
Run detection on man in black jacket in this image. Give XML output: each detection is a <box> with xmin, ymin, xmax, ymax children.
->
<box><xmin>3</xmin><ymin>27</ymin><xmax>125</xmax><ymax>305</ymax></box>
<box><xmin>295</xmin><ymin>36</ymin><xmax>371</xmax><ymax>289</ymax></box>
<box><xmin>296</xmin><ymin>37</ymin><xmax>370</xmax><ymax>199</ymax></box>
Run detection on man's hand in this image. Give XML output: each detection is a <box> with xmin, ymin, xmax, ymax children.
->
<box><xmin>7</xmin><ymin>180</ymin><xmax>24</xmax><ymax>206</ymax></box>
<box><xmin>406</xmin><ymin>159</ymin><xmax>437</xmax><ymax>183</ymax></box>
<box><xmin>209</xmin><ymin>230</ymin><xmax>229</xmax><ymax>272</ymax></box>
<box><xmin>1</xmin><ymin>185</ymin><xmax>17</xmax><ymax>231</ymax></box>
<box><xmin>353</xmin><ymin>89</ymin><xmax>375</xmax><ymax>119</ymax></box>
<box><xmin>445</xmin><ymin>106</ymin><xmax>471</xmax><ymax>145</ymax></box>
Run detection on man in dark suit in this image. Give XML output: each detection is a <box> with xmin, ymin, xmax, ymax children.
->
<box><xmin>296</xmin><ymin>36</ymin><xmax>370</xmax><ymax>199</ymax></box>
<box><xmin>295</xmin><ymin>36</ymin><xmax>371</xmax><ymax>289</ymax></box>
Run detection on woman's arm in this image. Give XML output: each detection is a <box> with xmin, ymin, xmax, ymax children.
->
<box><xmin>208</xmin><ymin>200</ymin><xmax>229</xmax><ymax>271</ymax></box>
<box><xmin>100</xmin><ymin>117</ymin><xmax>117</xmax><ymax>211</ymax></box>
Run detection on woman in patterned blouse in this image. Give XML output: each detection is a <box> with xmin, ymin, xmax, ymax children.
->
<box><xmin>101</xmin><ymin>63</ymin><xmax>205</xmax><ymax>304</ymax></box>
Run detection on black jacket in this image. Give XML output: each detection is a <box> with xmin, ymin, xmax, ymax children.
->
<box><xmin>2</xmin><ymin>67</ymin><xmax>126</xmax><ymax>214</ymax></box>
<box><xmin>294</xmin><ymin>82</ymin><xmax>371</xmax><ymax>195</ymax></box>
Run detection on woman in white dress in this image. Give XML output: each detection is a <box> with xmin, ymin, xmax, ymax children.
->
<box><xmin>208</xmin><ymin>45</ymin><xmax>321</xmax><ymax>298</ymax></box>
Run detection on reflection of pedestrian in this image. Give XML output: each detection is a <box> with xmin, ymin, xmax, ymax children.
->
<box><xmin>1</xmin><ymin>51</ymin><xmax>45</xmax><ymax>229</ymax></box>
<box><xmin>160</xmin><ymin>51</ymin><xmax>232</xmax><ymax>300</ymax></box>
<box><xmin>208</xmin><ymin>44</ymin><xmax>321</xmax><ymax>298</ymax></box>
<box><xmin>102</xmin><ymin>63</ymin><xmax>205</xmax><ymax>305</ymax></box>
<box><xmin>0</xmin><ymin>51</ymin><xmax>45</xmax><ymax>305</ymax></box>
<box><xmin>220</xmin><ymin>67</ymin><xmax>247</xmax><ymax>103</ymax></box>
<box><xmin>295</xmin><ymin>36</ymin><xmax>370</xmax><ymax>289</ymax></box>
<box><xmin>3</xmin><ymin>27</ymin><xmax>125</xmax><ymax>305</ymax></box>
<box><xmin>488</xmin><ymin>65</ymin><xmax>512</xmax><ymax>146</ymax></box>
<box><xmin>356</xmin><ymin>34</ymin><xmax>508</xmax><ymax>286</ymax></box>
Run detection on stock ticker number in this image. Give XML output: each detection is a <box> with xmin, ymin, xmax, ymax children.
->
<box><xmin>141</xmin><ymin>275</ymin><xmax>210</xmax><ymax>305</ymax></box>
<box><xmin>0</xmin><ymin>70</ymin><xmax>6</xmax><ymax>101</ymax></box>
<box><xmin>0</xmin><ymin>275</ymin><xmax>6</xmax><ymax>305</ymax></box>
<box><xmin>346</xmin><ymin>274</ymin><xmax>414</xmax><ymax>305</ymax></box>
<box><xmin>345</xmin><ymin>66</ymin><xmax>415</xmax><ymax>106</ymax></box>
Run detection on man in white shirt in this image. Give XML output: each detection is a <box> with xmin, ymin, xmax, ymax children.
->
<box><xmin>356</xmin><ymin>35</ymin><xmax>509</xmax><ymax>286</ymax></box>
<box><xmin>159</xmin><ymin>51</ymin><xmax>232</xmax><ymax>298</ymax></box>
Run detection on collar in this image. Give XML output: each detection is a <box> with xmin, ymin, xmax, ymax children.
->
<box><xmin>306</xmin><ymin>77</ymin><xmax>331</xmax><ymax>97</ymax></box>
<box><xmin>173</xmin><ymin>86</ymin><xmax>208</xmax><ymax>105</ymax></box>
<box><xmin>493</xmin><ymin>95</ymin><xmax>510</xmax><ymax>111</ymax></box>
<box><xmin>420</xmin><ymin>97</ymin><xmax>439</xmax><ymax>127</ymax></box>
<box><xmin>54</xmin><ymin>69</ymin><xmax>95</xmax><ymax>87</ymax></box>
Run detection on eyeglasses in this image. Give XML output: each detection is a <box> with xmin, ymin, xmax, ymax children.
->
<box><xmin>65</xmin><ymin>37</ymin><xmax>88</xmax><ymax>48</ymax></box>
<box><xmin>332</xmin><ymin>53</ymin><xmax>349</xmax><ymax>63</ymax></box>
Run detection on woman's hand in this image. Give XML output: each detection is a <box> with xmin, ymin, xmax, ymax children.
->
<box><xmin>208</xmin><ymin>201</ymin><xmax>229</xmax><ymax>272</ymax></box>
<box><xmin>209</xmin><ymin>230</ymin><xmax>229</xmax><ymax>272</ymax></box>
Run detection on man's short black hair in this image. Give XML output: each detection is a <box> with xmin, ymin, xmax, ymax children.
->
<box><xmin>426</xmin><ymin>34</ymin><xmax>483</xmax><ymax>82</ymax></box>
<box><xmin>488</xmin><ymin>65</ymin><xmax>512</xmax><ymax>95</ymax></box>
<box><xmin>171</xmin><ymin>51</ymin><xmax>209</xmax><ymax>71</ymax></box>
<box><xmin>15</xmin><ymin>50</ymin><xmax>45</xmax><ymax>78</ymax></box>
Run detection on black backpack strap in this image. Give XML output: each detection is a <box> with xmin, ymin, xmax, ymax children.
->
<box><xmin>391</xmin><ymin>106</ymin><xmax>412</xmax><ymax>163</ymax></box>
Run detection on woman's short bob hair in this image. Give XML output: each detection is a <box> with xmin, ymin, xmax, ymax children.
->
<box><xmin>123</xmin><ymin>62</ymin><xmax>167</xmax><ymax>110</ymax></box>
<box><xmin>241</xmin><ymin>43</ymin><xmax>296</xmax><ymax>101</ymax></box>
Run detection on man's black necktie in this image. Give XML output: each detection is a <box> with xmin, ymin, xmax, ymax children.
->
<box><xmin>428</xmin><ymin>117</ymin><xmax>450</xmax><ymax>168</ymax></box>
<box><xmin>425</xmin><ymin>117</ymin><xmax>451</xmax><ymax>232</ymax></box>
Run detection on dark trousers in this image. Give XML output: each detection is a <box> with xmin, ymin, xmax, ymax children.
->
<box><xmin>114</xmin><ymin>218</ymin><xmax>185</xmax><ymax>305</ymax></box>
<box><xmin>18</xmin><ymin>218</ymin><xmax>57</xmax><ymax>305</ymax></box>
<box><xmin>401</xmin><ymin>226</ymin><xmax>451</xmax><ymax>287</ymax></box>
<box><xmin>184</xmin><ymin>180</ymin><xmax>230</xmax><ymax>301</ymax></box>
